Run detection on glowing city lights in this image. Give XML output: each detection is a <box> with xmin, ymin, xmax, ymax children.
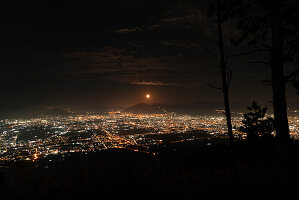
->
<box><xmin>0</xmin><ymin>111</ymin><xmax>298</xmax><ymax>162</ymax></box>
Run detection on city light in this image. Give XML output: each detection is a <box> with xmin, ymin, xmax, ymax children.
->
<box><xmin>0</xmin><ymin>111</ymin><xmax>298</xmax><ymax>162</ymax></box>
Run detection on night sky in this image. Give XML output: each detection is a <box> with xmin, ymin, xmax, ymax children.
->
<box><xmin>1</xmin><ymin>0</ymin><xmax>298</xmax><ymax>112</ymax></box>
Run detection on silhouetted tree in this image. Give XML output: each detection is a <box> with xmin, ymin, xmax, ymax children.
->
<box><xmin>220</xmin><ymin>0</ymin><xmax>299</xmax><ymax>179</ymax></box>
<box><xmin>240</xmin><ymin>101</ymin><xmax>274</xmax><ymax>143</ymax></box>
<box><xmin>207</xmin><ymin>0</ymin><xmax>235</xmax><ymax>147</ymax></box>
<box><xmin>216</xmin><ymin>0</ymin><xmax>235</xmax><ymax>147</ymax></box>
<box><xmin>223</xmin><ymin>0</ymin><xmax>299</xmax><ymax>146</ymax></box>
<box><xmin>207</xmin><ymin>0</ymin><xmax>237</xmax><ymax>180</ymax></box>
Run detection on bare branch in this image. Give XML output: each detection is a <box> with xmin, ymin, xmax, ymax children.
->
<box><xmin>211</xmin><ymin>64</ymin><xmax>221</xmax><ymax>69</ymax></box>
<box><xmin>250</xmin><ymin>60</ymin><xmax>271</xmax><ymax>65</ymax></box>
<box><xmin>285</xmin><ymin>68</ymin><xmax>299</xmax><ymax>82</ymax></box>
<box><xmin>259</xmin><ymin>43</ymin><xmax>271</xmax><ymax>50</ymax></box>
<box><xmin>227</xmin><ymin>68</ymin><xmax>233</xmax><ymax>88</ymax></box>
<box><xmin>207</xmin><ymin>83</ymin><xmax>222</xmax><ymax>90</ymax></box>
<box><xmin>204</xmin><ymin>36</ymin><xmax>218</xmax><ymax>46</ymax></box>
<box><xmin>261</xmin><ymin>79</ymin><xmax>272</xmax><ymax>83</ymax></box>
<box><xmin>263</xmin><ymin>83</ymin><xmax>272</xmax><ymax>86</ymax></box>
<box><xmin>206</xmin><ymin>48</ymin><xmax>220</xmax><ymax>63</ymax></box>
<box><xmin>225</xmin><ymin>57</ymin><xmax>232</xmax><ymax>88</ymax></box>
<box><xmin>225</xmin><ymin>56</ymin><xmax>229</xmax><ymax>65</ymax></box>
<box><xmin>261</xmin><ymin>79</ymin><xmax>272</xmax><ymax>86</ymax></box>
<box><xmin>228</xmin><ymin>49</ymin><xmax>269</xmax><ymax>58</ymax></box>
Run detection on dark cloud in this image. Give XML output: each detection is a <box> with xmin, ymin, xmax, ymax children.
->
<box><xmin>39</xmin><ymin>46</ymin><xmax>216</xmax><ymax>86</ymax></box>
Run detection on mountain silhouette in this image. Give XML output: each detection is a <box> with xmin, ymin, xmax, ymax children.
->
<box><xmin>0</xmin><ymin>104</ymin><xmax>73</xmax><ymax>119</ymax></box>
<box><xmin>125</xmin><ymin>103</ymin><xmax>165</xmax><ymax>114</ymax></box>
<box><xmin>125</xmin><ymin>101</ymin><xmax>224</xmax><ymax>115</ymax></box>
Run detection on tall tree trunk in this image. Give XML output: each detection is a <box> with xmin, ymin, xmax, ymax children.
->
<box><xmin>216</xmin><ymin>0</ymin><xmax>237</xmax><ymax>182</ymax></box>
<box><xmin>271</xmin><ymin>0</ymin><xmax>290</xmax><ymax>146</ymax></box>
<box><xmin>271</xmin><ymin>0</ymin><xmax>290</xmax><ymax>180</ymax></box>
<box><xmin>217</xmin><ymin>0</ymin><xmax>234</xmax><ymax>147</ymax></box>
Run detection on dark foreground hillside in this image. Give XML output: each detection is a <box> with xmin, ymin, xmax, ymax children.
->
<box><xmin>1</xmin><ymin>140</ymin><xmax>299</xmax><ymax>199</ymax></box>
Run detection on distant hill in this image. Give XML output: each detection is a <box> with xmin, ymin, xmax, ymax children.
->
<box><xmin>125</xmin><ymin>103</ymin><xmax>165</xmax><ymax>114</ymax></box>
<box><xmin>125</xmin><ymin>101</ymin><xmax>224</xmax><ymax>115</ymax></box>
<box><xmin>0</xmin><ymin>104</ymin><xmax>73</xmax><ymax>119</ymax></box>
<box><xmin>0</xmin><ymin>104</ymin><xmax>26</xmax><ymax>118</ymax></box>
<box><xmin>73</xmin><ymin>105</ymin><xmax>123</xmax><ymax>114</ymax></box>
<box><xmin>165</xmin><ymin>101</ymin><xmax>223</xmax><ymax>115</ymax></box>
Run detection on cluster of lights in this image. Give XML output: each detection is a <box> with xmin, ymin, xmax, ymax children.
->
<box><xmin>0</xmin><ymin>112</ymin><xmax>298</xmax><ymax>162</ymax></box>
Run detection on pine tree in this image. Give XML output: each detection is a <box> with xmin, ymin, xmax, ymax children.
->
<box><xmin>240</xmin><ymin>101</ymin><xmax>274</xmax><ymax>143</ymax></box>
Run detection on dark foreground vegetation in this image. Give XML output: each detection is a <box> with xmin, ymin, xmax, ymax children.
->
<box><xmin>1</xmin><ymin>139</ymin><xmax>299</xmax><ymax>199</ymax></box>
